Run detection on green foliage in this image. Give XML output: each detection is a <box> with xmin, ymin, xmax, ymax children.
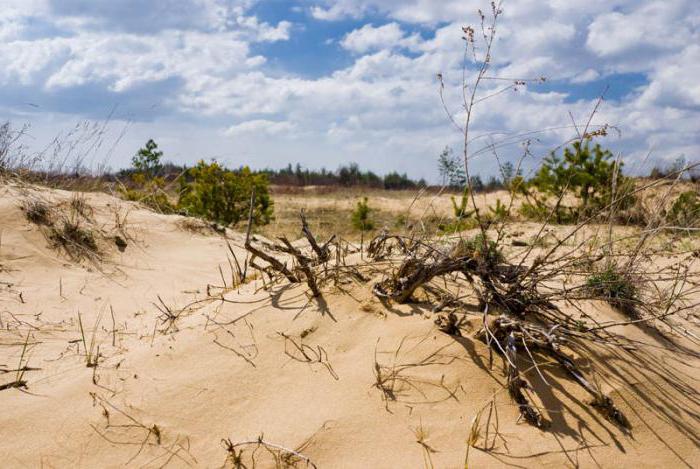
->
<box><xmin>437</xmin><ymin>146</ymin><xmax>466</xmax><ymax>188</ymax></box>
<box><xmin>500</xmin><ymin>162</ymin><xmax>515</xmax><ymax>185</ymax></box>
<box><xmin>488</xmin><ymin>199</ymin><xmax>508</xmax><ymax>221</ymax></box>
<box><xmin>337</xmin><ymin>163</ymin><xmax>382</xmax><ymax>187</ymax></box>
<box><xmin>518</xmin><ymin>201</ymin><xmax>576</xmax><ymax>223</ymax></box>
<box><xmin>524</xmin><ymin>142</ymin><xmax>635</xmax><ymax>223</ymax></box>
<box><xmin>262</xmin><ymin>163</ymin><xmax>424</xmax><ymax>189</ymax></box>
<box><xmin>132</xmin><ymin>139</ymin><xmax>163</xmax><ymax>179</ymax></box>
<box><xmin>439</xmin><ymin>187</ymin><xmax>478</xmax><ymax>233</ymax></box>
<box><xmin>351</xmin><ymin>197</ymin><xmax>374</xmax><ymax>231</ymax></box>
<box><xmin>455</xmin><ymin>233</ymin><xmax>504</xmax><ymax>265</ymax></box>
<box><xmin>122</xmin><ymin>139</ymin><xmax>177</xmax><ymax>213</ymax></box>
<box><xmin>383</xmin><ymin>171</ymin><xmax>418</xmax><ymax>190</ymax></box>
<box><xmin>121</xmin><ymin>187</ymin><xmax>177</xmax><ymax>214</ymax></box>
<box><xmin>667</xmin><ymin>191</ymin><xmax>700</xmax><ymax>228</ymax></box>
<box><xmin>437</xmin><ymin>217</ymin><xmax>478</xmax><ymax>234</ymax></box>
<box><xmin>178</xmin><ymin>160</ymin><xmax>273</xmax><ymax>226</ymax></box>
<box><xmin>586</xmin><ymin>264</ymin><xmax>639</xmax><ymax>317</ymax></box>
<box><xmin>451</xmin><ymin>187</ymin><xmax>474</xmax><ymax>219</ymax></box>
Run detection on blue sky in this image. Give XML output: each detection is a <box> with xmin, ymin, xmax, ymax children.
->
<box><xmin>1</xmin><ymin>0</ymin><xmax>698</xmax><ymax>180</ymax></box>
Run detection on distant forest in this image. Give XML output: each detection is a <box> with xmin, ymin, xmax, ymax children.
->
<box><xmin>115</xmin><ymin>161</ymin><xmax>509</xmax><ymax>192</ymax></box>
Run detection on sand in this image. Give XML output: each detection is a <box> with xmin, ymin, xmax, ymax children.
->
<box><xmin>1</xmin><ymin>182</ymin><xmax>698</xmax><ymax>468</ymax></box>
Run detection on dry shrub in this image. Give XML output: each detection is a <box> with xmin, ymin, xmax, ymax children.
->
<box><xmin>49</xmin><ymin>216</ymin><xmax>99</xmax><ymax>260</ymax></box>
<box><xmin>177</xmin><ymin>217</ymin><xmax>217</xmax><ymax>235</ymax></box>
<box><xmin>20</xmin><ymin>194</ymin><xmax>102</xmax><ymax>262</ymax></box>
<box><xmin>20</xmin><ymin>198</ymin><xmax>52</xmax><ymax>226</ymax></box>
<box><xmin>69</xmin><ymin>192</ymin><xmax>95</xmax><ymax>220</ymax></box>
<box><xmin>667</xmin><ymin>191</ymin><xmax>700</xmax><ymax>228</ymax></box>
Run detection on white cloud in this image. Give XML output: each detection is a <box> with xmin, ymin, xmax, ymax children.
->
<box><xmin>586</xmin><ymin>1</ymin><xmax>694</xmax><ymax>62</ymax></box>
<box><xmin>341</xmin><ymin>23</ymin><xmax>409</xmax><ymax>53</ymax></box>
<box><xmin>571</xmin><ymin>69</ymin><xmax>600</xmax><ymax>84</ymax></box>
<box><xmin>226</xmin><ymin>119</ymin><xmax>295</xmax><ymax>137</ymax></box>
<box><xmin>638</xmin><ymin>44</ymin><xmax>700</xmax><ymax>110</ymax></box>
<box><xmin>0</xmin><ymin>31</ymin><xmax>258</xmax><ymax>93</ymax></box>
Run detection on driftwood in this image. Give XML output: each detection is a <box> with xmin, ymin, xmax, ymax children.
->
<box><xmin>300</xmin><ymin>210</ymin><xmax>334</xmax><ymax>263</ymax></box>
<box><xmin>370</xmin><ymin>234</ymin><xmax>527</xmax><ymax>307</ymax></box>
<box><xmin>244</xmin><ymin>192</ymin><xmax>333</xmax><ymax>297</ymax></box>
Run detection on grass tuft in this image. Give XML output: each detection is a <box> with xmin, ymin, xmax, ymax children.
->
<box><xmin>587</xmin><ymin>264</ymin><xmax>639</xmax><ymax>318</ymax></box>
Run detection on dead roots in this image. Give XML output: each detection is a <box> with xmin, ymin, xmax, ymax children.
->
<box><xmin>369</xmin><ymin>231</ymin><xmax>632</xmax><ymax>431</ymax></box>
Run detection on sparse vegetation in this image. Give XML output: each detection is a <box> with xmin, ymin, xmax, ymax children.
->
<box><xmin>20</xmin><ymin>198</ymin><xmax>52</xmax><ymax>225</ymax></box>
<box><xmin>587</xmin><ymin>264</ymin><xmax>639</xmax><ymax>318</ymax></box>
<box><xmin>351</xmin><ymin>197</ymin><xmax>374</xmax><ymax>231</ymax></box>
<box><xmin>263</xmin><ymin>162</ymin><xmax>425</xmax><ymax>190</ymax></box>
<box><xmin>118</xmin><ymin>139</ymin><xmax>177</xmax><ymax>214</ymax></box>
<box><xmin>131</xmin><ymin>139</ymin><xmax>164</xmax><ymax>180</ymax></box>
<box><xmin>178</xmin><ymin>160</ymin><xmax>273</xmax><ymax>226</ymax></box>
<box><xmin>51</xmin><ymin>217</ymin><xmax>98</xmax><ymax>255</ymax></box>
<box><xmin>521</xmin><ymin>141</ymin><xmax>635</xmax><ymax>223</ymax></box>
<box><xmin>667</xmin><ymin>191</ymin><xmax>700</xmax><ymax>228</ymax></box>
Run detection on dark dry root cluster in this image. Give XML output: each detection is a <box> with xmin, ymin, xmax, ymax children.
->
<box><xmin>365</xmin><ymin>230</ymin><xmax>636</xmax><ymax>431</ymax></box>
<box><xmin>19</xmin><ymin>196</ymin><xmax>103</xmax><ymax>262</ymax></box>
<box><xmin>479</xmin><ymin>315</ymin><xmax>629</xmax><ymax>429</ymax></box>
<box><xmin>244</xmin><ymin>208</ymin><xmax>367</xmax><ymax>299</ymax></box>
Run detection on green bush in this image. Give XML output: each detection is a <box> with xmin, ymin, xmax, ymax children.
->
<box><xmin>351</xmin><ymin>197</ymin><xmax>374</xmax><ymax>231</ymax></box>
<box><xmin>132</xmin><ymin>139</ymin><xmax>163</xmax><ymax>180</ymax></box>
<box><xmin>178</xmin><ymin>160</ymin><xmax>273</xmax><ymax>226</ymax></box>
<box><xmin>524</xmin><ymin>142</ymin><xmax>635</xmax><ymax>223</ymax></box>
<box><xmin>451</xmin><ymin>187</ymin><xmax>475</xmax><ymax>219</ymax></box>
<box><xmin>586</xmin><ymin>264</ymin><xmax>639</xmax><ymax>318</ymax></box>
<box><xmin>454</xmin><ymin>233</ymin><xmax>504</xmax><ymax>265</ymax></box>
<box><xmin>119</xmin><ymin>139</ymin><xmax>177</xmax><ymax>213</ymax></box>
<box><xmin>487</xmin><ymin>199</ymin><xmax>508</xmax><ymax>222</ymax></box>
<box><xmin>121</xmin><ymin>186</ymin><xmax>177</xmax><ymax>214</ymax></box>
<box><xmin>667</xmin><ymin>191</ymin><xmax>700</xmax><ymax>228</ymax></box>
<box><xmin>437</xmin><ymin>217</ymin><xmax>478</xmax><ymax>234</ymax></box>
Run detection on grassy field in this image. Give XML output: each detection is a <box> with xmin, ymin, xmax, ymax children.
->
<box><xmin>261</xmin><ymin>185</ymin><xmax>510</xmax><ymax>240</ymax></box>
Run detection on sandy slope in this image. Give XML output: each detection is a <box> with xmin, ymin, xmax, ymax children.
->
<box><xmin>1</xmin><ymin>183</ymin><xmax>698</xmax><ymax>468</ymax></box>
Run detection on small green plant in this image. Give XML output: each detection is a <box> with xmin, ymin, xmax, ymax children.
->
<box><xmin>523</xmin><ymin>141</ymin><xmax>635</xmax><ymax>223</ymax></box>
<box><xmin>451</xmin><ymin>187</ymin><xmax>474</xmax><ymax>219</ymax></box>
<box><xmin>586</xmin><ymin>264</ymin><xmax>639</xmax><ymax>318</ymax></box>
<box><xmin>667</xmin><ymin>191</ymin><xmax>700</xmax><ymax>228</ymax></box>
<box><xmin>77</xmin><ymin>312</ymin><xmax>100</xmax><ymax>368</ymax></box>
<box><xmin>120</xmin><ymin>139</ymin><xmax>178</xmax><ymax>213</ymax></box>
<box><xmin>454</xmin><ymin>233</ymin><xmax>504</xmax><ymax>265</ymax></box>
<box><xmin>351</xmin><ymin>197</ymin><xmax>374</xmax><ymax>231</ymax></box>
<box><xmin>132</xmin><ymin>139</ymin><xmax>163</xmax><ymax>180</ymax></box>
<box><xmin>437</xmin><ymin>217</ymin><xmax>478</xmax><ymax>234</ymax></box>
<box><xmin>178</xmin><ymin>160</ymin><xmax>273</xmax><ymax>226</ymax></box>
<box><xmin>439</xmin><ymin>187</ymin><xmax>477</xmax><ymax>233</ymax></box>
<box><xmin>488</xmin><ymin>199</ymin><xmax>508</xmax><ymax>221</ymax></box>
<box><xmin>394</xmin><ymin>214</ymin><xmax>408</xmax><ymax>229</ymax></box>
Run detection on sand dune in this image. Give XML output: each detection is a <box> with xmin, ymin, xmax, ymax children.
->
<box><xmin>1</xmin><ymin>183</ymin><xmax>698</xmax><ymax>468</ymax></box>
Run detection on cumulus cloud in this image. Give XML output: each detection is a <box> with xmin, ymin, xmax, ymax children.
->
<box><xmin>226</xmin><ymin>119</ymin><xmax>295</xmax><ymax>137</ymax></box>
<box><xmin>341</xmin><ymin>23</ymin><xmax>414</xmax><ymax>53</ymax></box>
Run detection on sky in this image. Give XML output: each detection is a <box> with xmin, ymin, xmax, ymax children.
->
<box><xmin>1</xmin><ymin>0</ymin><xmax>699</xmax><ymax>180</ymax></box>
